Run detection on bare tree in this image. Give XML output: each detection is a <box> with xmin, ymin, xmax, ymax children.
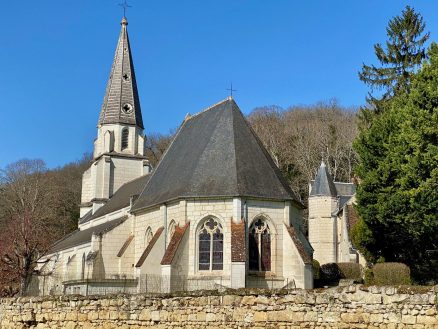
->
<box><xmin>145</xmin><ymin>132</ymin><xmax>174</xmax><ymax>167</ymax></box>
<box><xmin>0</xmin><ymin>159</ymin><xmax>59</xmax><ymax>294</ymax></box>
<box><xmin>248</xmin><ymin>101</ymin><xmax>359</xmax><ymax>206</ymax></box>
<box><xmin>48</xmin><ymin>153</ymin><xmax>92</xmax><ymax>234</ymax></box>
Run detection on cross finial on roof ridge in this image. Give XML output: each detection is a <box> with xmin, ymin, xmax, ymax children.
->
<box><xmin>226</xmin><ymin>82</ymin><xmax>237</xmax><ymax>98</ymax></box>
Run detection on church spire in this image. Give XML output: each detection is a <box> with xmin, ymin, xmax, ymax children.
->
<box><xmin>98</xmin><ymin>17</ymin><xmax>144</xmax><ymax>129</ymax></box>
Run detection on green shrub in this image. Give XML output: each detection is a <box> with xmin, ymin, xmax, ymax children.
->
<box><xmin>337</xmin><ymin>262</ymin><xmax>363</xmax><ymax>280</ymax></box>
<box><xmin>364</xmin><ymin>268</ymin><xmax>374</xmax><ymax>285</ymax></box>
<box><xmin>312</xmin><ymin>260</ymin><xmax>321</xmax><ymax>280</ymax></box>
<box><xmin>372</xmin><ymin>263</ymin><xmax>411</xmax><ymax>285</ymax></box>
<box><xmin>320</xmin><ymin>263</ymin><xmax>342</xmax><ymax>282</ymax></box>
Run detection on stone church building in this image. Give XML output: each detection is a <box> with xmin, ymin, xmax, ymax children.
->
<box><xmin>38</xmin><ymin>17</ymin><xmax>315</xmax><ymax>295</ymax></box>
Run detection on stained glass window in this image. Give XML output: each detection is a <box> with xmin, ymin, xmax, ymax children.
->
<box><xmin>198</xmin><ymin>218</ymin><xmax>223</xmax><ymax>271</ymax></box>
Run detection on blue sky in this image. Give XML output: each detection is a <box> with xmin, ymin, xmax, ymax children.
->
<box><xmin>0</xmin><ymin>1</ymin><xmax>437</xmax><ymax>169</ymax></box>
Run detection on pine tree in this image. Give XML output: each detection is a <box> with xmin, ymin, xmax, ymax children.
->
<box><xmin>353</xmin><ymin>44</ymin><xmax>438</xmax><ymax>282</ymax></box>
<box><xmin>359</xmin><ymin>6</ymin><xmax>429</xmax><ymax>105</ymax></box>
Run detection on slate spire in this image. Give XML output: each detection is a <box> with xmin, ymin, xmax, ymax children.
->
<box><xmin>310</xmin><ymin>161</ymin><xmax>337</xmax><ymax>197</ymax></box>
<box><xmin>98</xmin><ymin>17</ymin><xmax>144</xmax><ymax>129</ymax></box>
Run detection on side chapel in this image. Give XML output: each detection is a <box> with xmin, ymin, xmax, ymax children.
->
<box><xmin>38</xmin><ymin>16</ymin><xmax>314</xmax><ymax>295</ymax></box>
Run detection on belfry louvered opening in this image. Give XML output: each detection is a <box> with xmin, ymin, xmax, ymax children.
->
<box><xmin>121</xmin><ymin>128</ymin><xmax>129</xmax><ymax>150</ymax></box>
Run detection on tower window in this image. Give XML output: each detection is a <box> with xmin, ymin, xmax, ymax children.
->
<box><xmin>122</xmin><ymin>103</ymin><xmax>133</xmax><ymax>114</ymax></box>
<box><xmin>121</xmin><ymin>128</ymin><xmax>129</xmax><ymax>150</ymax></box>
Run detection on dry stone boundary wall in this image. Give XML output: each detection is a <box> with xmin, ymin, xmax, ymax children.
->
<box><xmin>0</xmin><ymin>285</ymin><xmax>437</xmax><ymax>328</ymax></box>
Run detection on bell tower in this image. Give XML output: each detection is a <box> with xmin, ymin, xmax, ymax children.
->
<box><xmin>80</xmin><ymin>17</ymin><xmax>151</xmax><ymax>217</ymax></box>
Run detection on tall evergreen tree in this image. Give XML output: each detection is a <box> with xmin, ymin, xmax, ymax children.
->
<box><xmin>353</xmin><ymin>44</ymin><xmax>438</xmax><ymax>282</ymax></box>
<box><xmin>359</xmin><ymin>6</ymin><xmax>429</xmax><ymax>106</ymax></box>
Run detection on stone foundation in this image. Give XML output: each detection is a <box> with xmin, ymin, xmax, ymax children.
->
<box><xmin>1</xmin><ymin>285</ymin><xmax>437</xmax><ymax>328</ymax></box>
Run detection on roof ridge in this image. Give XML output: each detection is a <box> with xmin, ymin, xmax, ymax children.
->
<box><xmin>185</xmin><ymin>97</ymin><xmax>232</xmax><ymax>122</ymax></box>
<box><xmin>131</xmin><ymin>118</ymin><xmax>187</xmax><ymax>213</ymax></box>
<box><xmin>232</xmin><ymin>103</ymin><xmax>303</xmax><ymax>207</ymax></box>
<box><xmin>230</xmin><ymin>101</ymin><xmax>239</xmax><ymax>196</ymax></box>
<box><xmin>131</xmin><ymin>98</ymin><xmax>301</xmax><ymax>211</ymax></box>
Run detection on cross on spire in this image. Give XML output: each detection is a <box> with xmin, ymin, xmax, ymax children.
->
<box><xmin>119</xmin><ymin>0</ymin><xmax>132</xmax><ymax>17</ymax></box>
<box><xmin>226</xmin><ymin>82</ymin><xmax>237</xmax><ymax>97</ymax></box>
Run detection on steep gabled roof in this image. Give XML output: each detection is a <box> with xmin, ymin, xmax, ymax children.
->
<box><xmin>310</xmin><ymin>161</ymin><xmax>337</xmax><ymax>197</ymax></box>
<box><xmin>131</xmin><ymin>98</ymin><xmax>301</xmax><ymax>211</ymax></box>
<box><xmin>98</xmin><ymin>17</ymin><xmax>143</xmax><ymax>129</ymax></box>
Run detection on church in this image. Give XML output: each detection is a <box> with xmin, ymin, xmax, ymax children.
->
<box><xmin>37</xmin><ymin>16</ymin><xmax>315</xmax><ymax>295</ymax></box>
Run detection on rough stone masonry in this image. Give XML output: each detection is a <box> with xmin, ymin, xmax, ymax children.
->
<box><xmin>0</xmin><ymin>285</ymin><xmax>437</xmax><ymax>328</ymax></box>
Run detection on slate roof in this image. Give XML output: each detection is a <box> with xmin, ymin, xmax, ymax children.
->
<box><xmin>310</xmin><ymin>162</ymin><xmax>338</xmax><ymax>197</ymax></box>
<box><xmin>310</xmin><ymin>163</ymin><xmax>356</xmax><ymax>199</ymax></box>
<box><xmin>131</xmin><ymin>98</ymin><xmax>302</xmax><ymax>212</ymax></box>
<box><xmin>98</xmin><ymin>17</ymin><xmax>143</xmax><ymax>129</ymax></box>
<box><xmin>79</xmin><ymin>174</ymin><xmax>150</xmax><ymax>224</ymax></box>
<box><xmin>334</xmin><ymin>182</ymin><xmax>356</xmax><ymax>197</ymax></box>
<box><xmin>338</xmin><ymin>195</ymin><xmax>354</xmax><ymax>212</ymax></box>
<box><xmin>50</xmin><ymin>217</ymin><xmax>127</xmax><ymax>253</ymax></box>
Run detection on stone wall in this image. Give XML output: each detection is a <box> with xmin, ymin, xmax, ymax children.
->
<box><xmin>1</xmin><ymin>285</ymin><xmax>437</xmax><ymax>328</ymax></box>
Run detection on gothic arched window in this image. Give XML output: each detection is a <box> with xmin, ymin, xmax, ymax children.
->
<box><xmin>198</xmin><ymin>218</ymin><xmax>223</xmax><ymax>271</ymax></box>
<box><xmin>144</xmin><ymin>227</ymin><xmax>153</xmax><ymax>249</ymax></box>
<box><xmin>167</xmin><ymin>220</ymin><xmax>176</xmax><ymax>246</ymax></box>
<box><xmin>249</xmin><ymin>218</ymin><xmax>271</xmax><ymax>271</ymax></box>
<box><xmin>121</xmin><ymin>128</ymin><xmax>129</xmax><ymax>150</ymax></box>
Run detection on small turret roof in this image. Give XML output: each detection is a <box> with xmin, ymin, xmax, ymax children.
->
<box><xmin>310</xmin><ymin>161</ymin><xmax>337</xmax><ymax>197</ymax></box>
<box><xmin>98</xmin><ymin>17</ymin><xmax>143</xmax><ymax>129</ymax></box>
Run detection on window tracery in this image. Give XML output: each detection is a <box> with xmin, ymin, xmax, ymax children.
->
<box><xmin>249</xmin><ymin>218</ymin><xmax>271</xmax><ymax>271</ymax></box>
<box><xmin>144</xmin><ymin>227</ymin><xmax>153</xmax><ymax>249</ymax></box>
<box><xmin>198</xmin><ymin>217</ymin><xmax>223</xmax><ymax>271</ymax></box>
<box><xmin>167</xmin><ymin>220</ymin><xmax>176</xmax><ymax>246</ymax></box>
